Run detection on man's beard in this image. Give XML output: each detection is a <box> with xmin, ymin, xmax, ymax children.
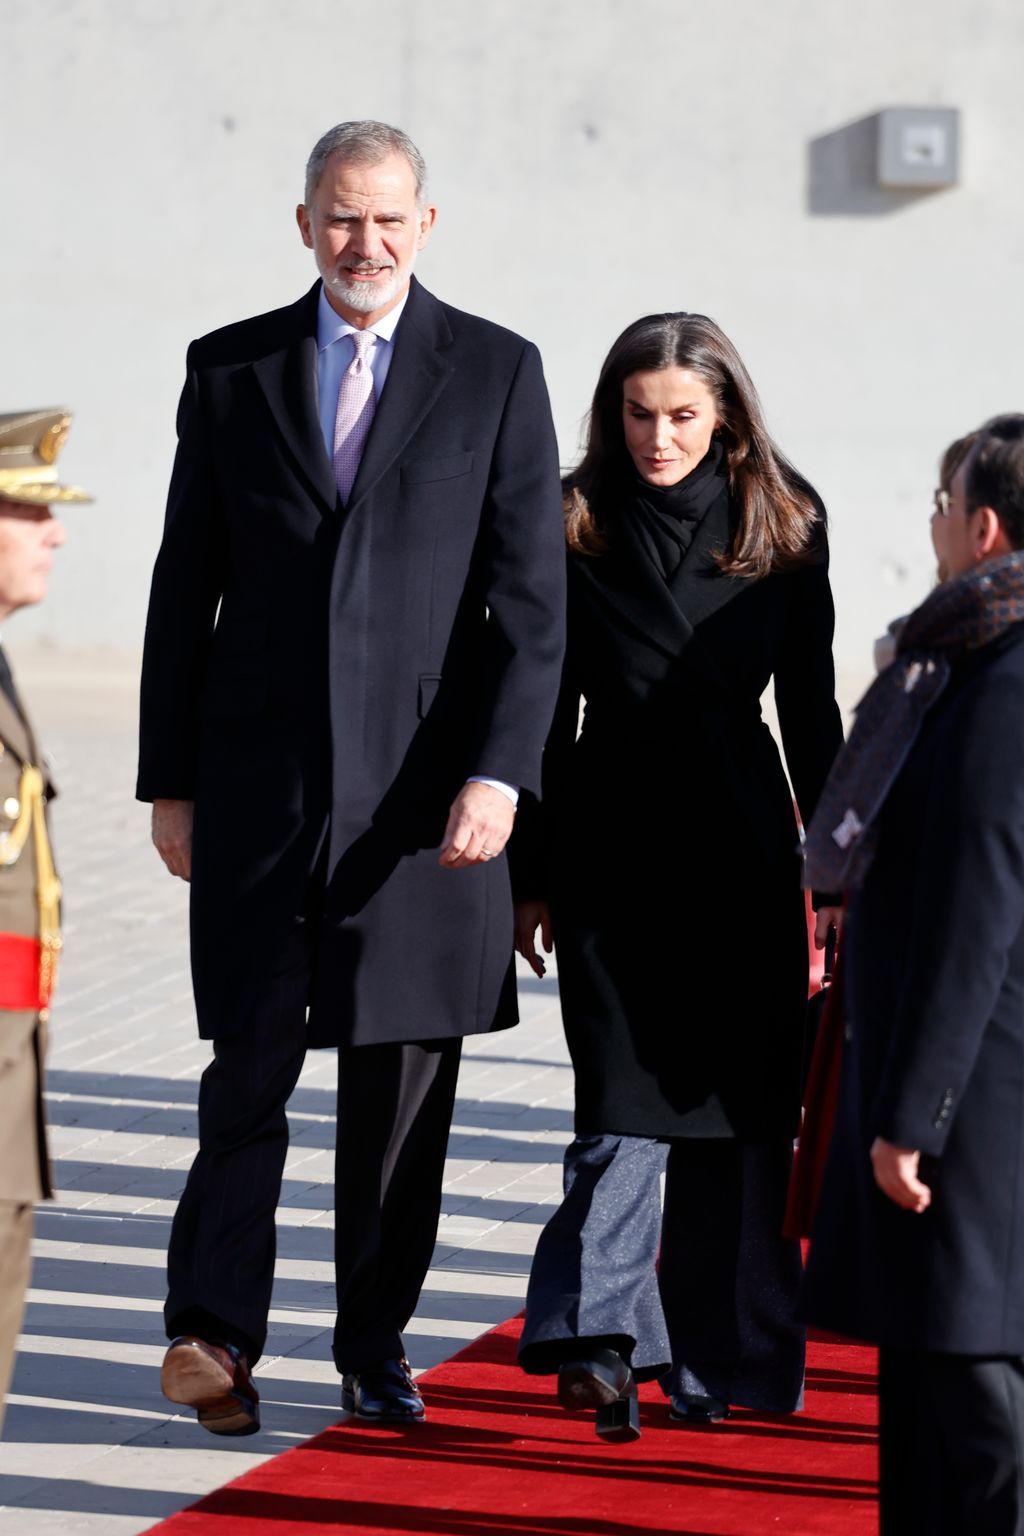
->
<box><xmin>321</xmin><ymin>256</ymin><xmax>413</xmax><ymax>314</ymax></box>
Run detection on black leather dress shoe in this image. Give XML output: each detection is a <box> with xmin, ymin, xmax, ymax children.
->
<box><xmin>558</xmin><ymin>1347</ymin><xmax>640</xmax><ymax>1442</ymax></box>
<box><xmin>669</xmin><ymin>1390</ymin><xmax>730</xmax><ymax>1425</ymax></box>
<box><xmin>341</xmin><ymin>1356</ymin><xmax>425</xmax><ymax>1423</ymax></box>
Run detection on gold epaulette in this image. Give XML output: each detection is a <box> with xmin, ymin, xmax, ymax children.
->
<box><xmin>0</xmin><ymin>762</ymin><xmax>63</xmax><ymax>1011</ymax></box>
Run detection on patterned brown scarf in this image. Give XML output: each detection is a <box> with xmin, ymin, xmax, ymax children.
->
<box><xmin>803</xmin><ymin>551</ymin><xmax>1024</xmax><ymax>892</ymax></box>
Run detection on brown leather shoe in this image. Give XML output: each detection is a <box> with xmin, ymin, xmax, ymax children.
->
<box><xmin>161</xmin><ymin>1335</ymin><xmax>260</xmax><ymax>1436</ymax></box>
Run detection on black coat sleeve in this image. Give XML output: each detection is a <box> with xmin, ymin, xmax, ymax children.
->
<box><xmin>469</xmin><ymin>342</ymin><xmax>566</xmax><ymax>797</ymax></box>
<box><xmin>773</xmin><ymin>538</ymin><xmax>845</xmax><ymax>903</ymax></box>
<box><xmin>507</xmin><ymin>645</ymin><xmax>582</xmax><ymax>902</ymax></box>
<box><xmin>136</xmin><ymin>349</ymin><xmax>227</xmax><ymax>802</ymax></box>
<box><xmin>872</xmin><ymin>668</ymin><xmax>1024</xmax><ymax>1155</ymax></box>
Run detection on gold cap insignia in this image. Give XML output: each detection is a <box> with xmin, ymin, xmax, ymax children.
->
<box><xmin>37</xmin><ymin>416</ymin><xmax>70</xmax><ymax>466</ymax></box>
<box><xmin>0</xmin><ymin>408</ymin><xmax>93</xmax><ymax>506</ymax></box>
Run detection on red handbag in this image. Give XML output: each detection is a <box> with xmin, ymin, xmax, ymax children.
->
<box><xmin>785</xmin><ymin>943</ymin><xmax>846</xmax><ymax>1240</ymax></box>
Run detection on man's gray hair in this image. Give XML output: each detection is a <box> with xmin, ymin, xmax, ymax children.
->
<box><xmin>304</xmin><ymin>120</ymin><xmax>428</xmax><ymax>208</ymax></box>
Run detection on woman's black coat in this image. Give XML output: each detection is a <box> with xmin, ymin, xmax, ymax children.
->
<box><xmin>804</xmin><ymin>626</ymin><xmax>1024</xmax><ymax>1352</ymax></box>
<box><xmin>513</xmin><ymin>491</ymin><xmax>844</xmax><ymax>1139</ymax></box>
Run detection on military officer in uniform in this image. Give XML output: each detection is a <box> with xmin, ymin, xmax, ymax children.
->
<box><xmin>0</xmin><ymin>408</ymin><xmax>91</xmax><ymax>1433</ymax></box>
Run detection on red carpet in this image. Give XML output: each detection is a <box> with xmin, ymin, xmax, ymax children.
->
<box><xmin>146</xmin><ymin>1318</ymin><xmax>878</xmax><ymax>1535</ymax></box>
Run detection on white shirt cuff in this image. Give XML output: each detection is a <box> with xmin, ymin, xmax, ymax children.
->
<box><xmin>466</xmin><ymin>776</ymin><xmax>519</xmax><ymax>808</ymax></box>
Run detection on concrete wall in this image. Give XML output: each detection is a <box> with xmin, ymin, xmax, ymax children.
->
<box><xmin>3</xmin><ymin>0</ymin><xmax>1022</xmax><ymax>696</ymax></box>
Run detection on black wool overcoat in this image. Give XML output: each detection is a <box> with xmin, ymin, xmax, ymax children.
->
<box><xmin>137</xmin><ymin>277</ymin><xmax>566</xmax><ymax>1046</ymax></box>
<box><xmin>511</xmin><ymin>494</ymin><xmax>844</xmax><ymax>1139</ymax></box>
<box><xmin>803</xmin><ymin>625</ymin><xmax>1024</xmax><ymax>1352</ymax></box>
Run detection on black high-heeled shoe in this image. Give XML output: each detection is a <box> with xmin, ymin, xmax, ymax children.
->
<box><xmin>557</xmin><ymin>1347</ymin><xmax>641</xmax><ymax>1443</ymax></box>
<box><xmin>669</xmin><ymin>1390</ymin><xmax>730</xmax><ymax>1425</ymax></box>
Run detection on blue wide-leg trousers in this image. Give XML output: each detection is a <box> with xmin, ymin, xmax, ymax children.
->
<box><xmin>519</xmin><ymin>1133</ymin><xmax>805</xmax><ymax>1412</ymax></box>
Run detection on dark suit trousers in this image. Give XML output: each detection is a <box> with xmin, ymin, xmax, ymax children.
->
<box><xmin>880</xmin><ymin>1349</ymin><xmax>1024</xmax><ymax>1536</ymax></box>
<box><xmin>165</xmin><ymin>943</ymin><xmax>461</xmax><ymax>1371</ymax></box>
<box><xmin>519</xmin><ymin>1134</ymin><xmax>805</xmax><ymax>1412</ymax></box>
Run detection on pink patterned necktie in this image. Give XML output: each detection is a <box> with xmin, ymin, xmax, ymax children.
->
<box><xmin>332</xmin><ymin>330</ymin><xmax>376</xmax><ymax>503</ymax></box>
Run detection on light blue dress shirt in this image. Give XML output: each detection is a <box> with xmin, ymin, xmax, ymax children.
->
<box><xmin>315</xmin><ymin>285</ymin><xmax>518</xmax><ymax>812</ymax></box>
<box><xmin>316</xmin><ymin>285</ymin><xmax>408</xmax><ymax>456</ymax></box>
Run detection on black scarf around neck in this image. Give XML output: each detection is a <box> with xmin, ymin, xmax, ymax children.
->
<box><xmin>803</xmin><ymin>551</ymin><xmax>1024</xmax><ymax>893</ymax></box>
<box><xmin>624</xmin><ymin>440</ymin><xmax>729</xmax><ymax>582</ymax></box>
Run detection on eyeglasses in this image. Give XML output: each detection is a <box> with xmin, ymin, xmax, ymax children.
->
<box><xmin>932</xmin><ymin>488</ymin><xmax>952</xmax><ymax>518</ymax></box>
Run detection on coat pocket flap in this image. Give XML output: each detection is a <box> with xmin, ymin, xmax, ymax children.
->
<box><xmin>418</xmin><ymin>675</ymin><xmax>443</xmax><ymax>717</ymax></box>
<box><xmin>401</xmin><ymin>452</ymin><xmax>475</xmax><ymax>485</ymax></box>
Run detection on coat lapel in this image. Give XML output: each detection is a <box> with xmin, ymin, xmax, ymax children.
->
<box><xmin>346</xmin><ymin>277</ymin><xmax>455</xmax><ymax>511</ymax></box>
<box><xmin>251</xmin><ymin>284</ymin><xmax>339</xmax><ymax>516</ymax></box>
<box><xmin>0</xmin><ymin>685</ymin><xmax>38</xmax><ymax>772</ymax></box>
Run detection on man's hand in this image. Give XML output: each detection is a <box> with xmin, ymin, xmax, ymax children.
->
<box><xmin>814</xmin><ymin>904</ymin><xmax>844</xmax><ymax>950</ymax></box>
<box><xmin>870</xmin><ymin>1136</ymin><xmax>932</xmax><ymax>1213</ymax></box>
<box><xmin>152</xmin><ymin>798</ymin><xmax>194</xmax><ymax>881</ymax></box>
<box><xmin>515</xmin><ymin>900</ymin><xmax>553</xmax><ymax>978</ymax></box>
<box><xmin>439</xmin><ymin>782</ymin><xmax>515</xmax><ymax>870</ymax></box>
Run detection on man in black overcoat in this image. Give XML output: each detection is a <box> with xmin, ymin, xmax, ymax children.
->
<box><xmin>803</xmin><ymin>417</ymin><xmax>1024</xmax><ymax>1533</ymax></box>
<box><xmin>137</xmin><ymin>120</ymin><xmax>565</xmax><ymax>1433</ymax></box>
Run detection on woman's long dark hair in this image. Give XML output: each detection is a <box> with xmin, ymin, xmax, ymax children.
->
<box><xmin>566</xmin><ymin>312</ymin><xmax>820</xmax><ymax>577</ymax></box>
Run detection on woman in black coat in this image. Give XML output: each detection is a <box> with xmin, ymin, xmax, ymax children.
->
<box><xmin>513</xmin><ymin>312</ymin><xmax>844</xmax><ymax>1438</ymax></box>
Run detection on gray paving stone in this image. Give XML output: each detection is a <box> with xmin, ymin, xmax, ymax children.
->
<box><xmin>0</xmin><ymin>672</ymin><xmax>573</xmax><ymax>1534</ymax></box>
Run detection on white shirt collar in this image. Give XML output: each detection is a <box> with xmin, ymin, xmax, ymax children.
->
<box><xmin>316</xmin><ymin>284</ymin><xmax>410</xmax><ymax>352</ymax></box>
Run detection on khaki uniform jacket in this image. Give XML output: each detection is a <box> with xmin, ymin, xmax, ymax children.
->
<box><xmin>0</xmin><ymin>679</ymin><xmax>54</xmax><ymax>1203</ymax></box>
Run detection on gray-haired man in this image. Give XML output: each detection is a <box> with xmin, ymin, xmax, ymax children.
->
<box><xmin>139</xmin><ymin>121</ymin><xmax>565</xmax><ymax>1431</ymax></box>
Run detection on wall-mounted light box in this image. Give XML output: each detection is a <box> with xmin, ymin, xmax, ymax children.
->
<box><xmin>877</xmin><ymin>107</ymin><xmax>960</xmax><ymax>188</ymax></box>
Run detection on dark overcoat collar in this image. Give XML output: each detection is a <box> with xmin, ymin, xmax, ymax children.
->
<box><xmin>348</xmin><ymin>276</ymin><xmax>455</xmax><ymax>509</ymax></box>
<box><xmin>251</xmin><ymin>275</ymin><xmax>455</xmax><ymax>517</ymax></box>
<box><xmin>0</xmin><ymin>682</ymin><xmax>40</xmax><ymax>772</ymax></box>
<box><xmin>250</xmin><ymin>284</ymin><xmax>335</xmax><ymax>513</ymax></box>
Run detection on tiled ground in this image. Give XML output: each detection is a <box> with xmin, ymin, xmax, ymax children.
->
<box><xmin>0</xmin><ymin>659</ymin><xmax>573</xmax><ymax>1534</ymax></box>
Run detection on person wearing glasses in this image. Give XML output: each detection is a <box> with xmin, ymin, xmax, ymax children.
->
<box><xmin>803</xmin><ymin>416</ymin><xmax>1024</xmax><ymax>1534</ymax></box>
<box><xmin>874</xmin><ymin>433</ymin><xmax>980</xmax><ymax>673</ymax></box>
<box><xmin>512</xmin><ymin>312</ymin><xmax>844</xmax><ymax>1439</ymax></box>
